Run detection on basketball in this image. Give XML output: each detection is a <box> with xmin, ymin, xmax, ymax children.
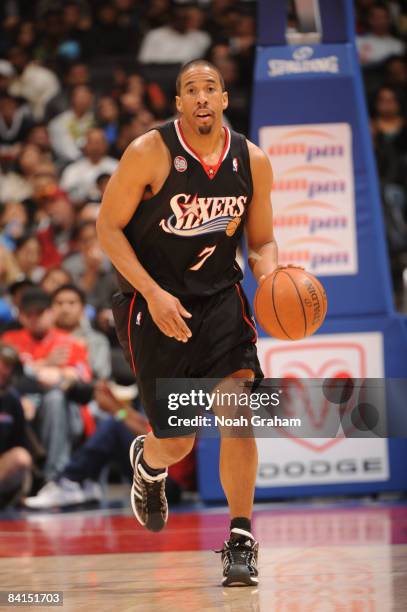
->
<box><xmin>254</xmin><ymin>266</ymin><xmax>328</xmax><ymax>340</ymax></box>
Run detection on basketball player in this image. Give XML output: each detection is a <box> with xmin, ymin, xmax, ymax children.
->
<box><xmin>97</xmin><ymin>60</ymin><xmax>278</xmax><ymax>587</ymax></box>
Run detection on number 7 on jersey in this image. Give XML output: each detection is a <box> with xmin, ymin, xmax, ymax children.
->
<box><xmin>189</xmin><ymin>245</ymin><xmax>217</xmax><ymax>271</ymax></box>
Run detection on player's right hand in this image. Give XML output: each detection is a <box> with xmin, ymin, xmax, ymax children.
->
<box><xmin>146</xmin><ymin>288</ymin><xmax>192</xmax><ymax>342</ymax></box>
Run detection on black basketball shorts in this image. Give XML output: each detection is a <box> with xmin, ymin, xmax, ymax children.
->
<box><xmin>111</xmin><ymin>284</ymin><xmax>263</xmax><ymax>437</ymax></box>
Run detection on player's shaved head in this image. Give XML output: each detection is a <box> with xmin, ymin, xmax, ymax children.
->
<box><xmin>176</xmin><ymin>60</ymin><xmax>225</xmax><ymax>95</ymax></box>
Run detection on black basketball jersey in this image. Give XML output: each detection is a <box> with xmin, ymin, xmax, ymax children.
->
<box><xmin>118</xmin><ymin>119</ymin><xmax>253</xmax><ymax>298</ymax></box>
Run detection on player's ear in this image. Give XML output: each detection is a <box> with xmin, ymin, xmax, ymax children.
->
<box><xmin>222</xmin><ymin>91</ymin><xmax>228</xmax><ymax>111</ymax></box>
<box><xmin>175</xmin><ymin>95</ymin><xmax>182</xmax><ymax>114</ymax></box>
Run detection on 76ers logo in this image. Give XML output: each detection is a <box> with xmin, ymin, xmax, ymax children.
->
<box><xmin>174</xmin><ymin>156</ymin><xmax>188</xmax><ymax>172</ymax></box>
<box><xmin>160</xmin><ymin>192</ymin><xmax>247</xmax><ymax>237</ymax></box>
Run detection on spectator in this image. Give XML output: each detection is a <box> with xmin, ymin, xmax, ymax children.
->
<box><xmin>48</xmin><ymin>84</ymin><xmax>95</xmax><ymax>164</ymax></box>
<box><xmin>0</xmin><ymin>247</ymin><xmax>21</xmax><ymax>325</ymax></box>
<box><xmin>15</xmin><ymin>21</ymin><xmax>37</xmax><ymax>56</ymax></box>
<box><xmin>52</xmin><ymin>283</ymin><xmax>112</xmax><ymax>380</ymax></box>
<box><xmin>41</xmin><ymin>267</ymin><xmax>74</xmax><ymax>295</ymax></box>
<box><xmin>22</xmin><ymin>381</ymin><xmax>193</xmax><ymax>509</ymax></box>
<box><xmin>94</xmin><ymin>173</ymin><xmax>111</xmax><ymax>201</ymax></box>
<box><xmin>60</xmin><ymin>128</ymin><xmax>118</xmax><ymax>203</ymax></box>
<box><xmin>356</xmin><ymin>3</ymin><xmax>405</xmax><ymax>66</ymax></box>
<box><xmin>88</xmin><ymin>2</ymin><xmax>137</xmax><ymax>57</ymax></box>
<box><xmin>96</xmin><ymin>95</ymin><xmax>119</xmax><ymax>149</ymax></box>
<box><xmin>2</xmin><ymin>279</ymin><xmax>35</xmax><ymax>333</ymax></box>
<box><xmin>63</xmin><ymin>220</ymin><xmax>117</xmax><ymax>309</ymax></box>
<box><xmin>384</xmin><ymin>55</ymin><xmax>407</xmax><ymax>113</ymax></box>
<box><xmin>0</xmin><ymin>60</ymin><xmax>15</xmax><ymax>96</ymax></box>
<box><xmin>7</xmin><ymin>46</ymin><xmax>60</xmax><ymax>120</ymax></box>
<box><xmin>12</xmin><ymin>233</ymin><xmax>43</xmax><ymax>282</ymax></box>
<box><xmin>77</xmin><ymin>202</ymin><xmax>100</xmax><ymax>223</ymax></box>
<box><xmin>25</xmin><ymin>123</ymin><xmax>54</xmax><ymax>159</ymax></box>
<box><xmin>0</xmin><ymin>93</ymin><xmax>32</xmax><ymax>163</ymax></box>
<box><xmin>45</xmin><ymin>62</ymin><xmax>91</xmax><ymax>122</ymax></box>
<box><xmin>0</xmin><ymin>201</ymin><xmax>29</xmax><ymax>249</ymax></box>
<box><xmin>138</xmin><ymin>4</ymin><xmax>211</xmax><ymax>64</ymax></box>
<box><xmin>0</xmin><ymin>342</ymin><xmax>32</xmax><ymax>508</ymax></box>
<box><xmin>61</xmin><ymin>1</ymin><xmax>92</xmax><ymax>60</ymax></box>
<box><xmin>0</xmin><ymin>143</ymin><xmax>44</xmax><ymax>203</ymax></box>
<box><xmin>371</xmin><ymin>85</ymin><xmax>407</xmax><ymax>291</ymax></box>
<box><xmin>1</xmin><ymin>287</ymin><xmax>92</xmax><ymax>480</ymax></box>
<box><xmin>371</xmin><ymin>86</ymin><xmax>407</xmax><ymax>183</ymax></box>
<box><xmin>36</xmin><ymin>188</ymin><xmax>76</xmax><ymax>268</ymax></box>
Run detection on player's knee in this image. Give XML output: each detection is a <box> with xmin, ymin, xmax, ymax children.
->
<box><xmin>162</xmin><ymin>436</ymin><xmax>195</xmax><ymax>461</ymax></box>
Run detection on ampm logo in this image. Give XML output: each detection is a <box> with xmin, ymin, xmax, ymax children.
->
<box><xmin>278</xmin><ymin>249</ymin><xmax>350</xmax><ymax>270</ymax></box>
<box><xmin>274</xmin><ymin>214</ymin><xmax>348</xmax><ymax>234</ymax></box>
<box><xmin>268</xmin><ymin>143</ymin><xmax>344</xmax><ymax>162</ymax></box>
<box><xmin>268</xmin><ymin>46</ymin><xmax>339</xmax><ymax>77</ymax></box>
<box><xmin>273</xmin><ymin>177</ymin><xmax>346</xmax><ymax>199</ymax></box>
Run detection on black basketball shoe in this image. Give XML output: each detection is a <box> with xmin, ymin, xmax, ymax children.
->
<box><xmin>217</xmin><ymin>528</ymin><xmax>259</xmax><ymax>586</ymax></box>
<box><xmin>129</xmin><ymin>435</ymin><xmax>168</xmax><ymax>532</ymax></box>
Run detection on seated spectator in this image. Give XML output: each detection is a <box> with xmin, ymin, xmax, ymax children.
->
<box><xmin>61</xmin><ymin>2</ymin><xmax>93</xmax><ymax>61</ymax></box>
<box><xmin>138</xmin><ymin>4</ymin><xmax>211</xmax><ymax>64</ymax></box>
<box><xmin>0</xmin><ymin>143</ymin><xmax>44</xmax><ymax>203</ymax></box>
<box><xmin>371</xmin><ymin>85</ymin><xmax>407</xmax><ymax>290</ymax></box>
<box><xmin>94</xmin><ymin>173</ymin><xmax>111</xmax><ymax>201</ymax></box>
<box><xmin>89</xmin><ymin>1</ymin><xmax>138</xmax><ymax>57</ymax></box>
<box><xmin>0</xmin><ymin>93</ymin><xmax>33</xmax><ymax>166</ymax></box>
<box><xmin>1</xmin><ymin>287</ymin><xmax>92</xmax><ymax>481</ymax></box>
<box><xmin>7</xmin><ymin>46</ymin><xmax>60</xmax><ymax>120</ymax></box>
<box><xmin>0</xmin><ymin>247</ymin><xmax>21</xmax><ymax>325</ymax></box>
<box><xmin>1</xmin><ymin>279</ymin><xmax>35</xmax><ymax>334</ymax></box>
<box><xmin>0</xmin><ymin>201</ymin><xmax>29</xmax><ymax>249</ymax></box>
<box><xmin>52</xmin><ymin>283</ymin><xmax>112</xmax><ymax>380</ymax></box>
<box><xmin>12</xmin><ymin>233</ymin><xmax>43</xmax><ymax>282</ymax></box>
<box><xmin>0</xmin><ymin>342</ymin><xmax>32</xmax><ymax>508</ymax></box>
<box><xmin>0</xmin><ymin>60</ymin><xmax>15</xmax><ymax>96</ymax></box>
<box><xmin>63</xmin><ymin>220</ymin><xmax>117</xmax><ymax>309</ymax></box>
<box><xmin>23</xmin><ymin>381</ymin><xmax>192</xmax><ymax>509</ymax></box>
<box><xmin>48</xmin><ymin>84</ymin><xmax>95</xmax><ymax>164</ymax></box>
<box><xmin>45</xmin><ymin>61</ymin><xmax>90</xmax><ymax>122</ymax></box>
<box><xmin>40</xmin><ymin>267</ymin><xmax>73</xmax><ymax>295</ymax></box>
<box><xmin>25</xmin><ymin>123</ymin><xmax>55</xmax><ymax>161</ymax></box>
<box><xmin>96</xmin><ymin>95</ymin><xmax>119</xmax><ymax>149</ymax></box>
<box><xmin>371</xmin><ymin>86</ymin><xmax>407</xmax><ymax>181</ymax></box>
<box><xmin>37</xmin><ymin>188</ymin><xmax>76</xmax><ymax>268</ymax></box>
<box><xmin>77</xmin><ymin>202</ymin><xmax>100</xmax><ymax>223</ymax></box>
<box><xmin>356</xmin><ymin>3</ymin><xmax>405</xmax><ymax>67</ymax></box>
<box><xmin>384</xmin><ymin>55</ymin><xmax>407</xmax><ymax>113</ymax></box>
<box><xmin>60</xmin><ymin>128</ymin><xmax>118</xmax><ymax>204</ymax></box>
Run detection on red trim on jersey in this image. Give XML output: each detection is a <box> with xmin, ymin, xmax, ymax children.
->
<box><xmin>128</xmin><ymin>291</ymin><xmax>137</xmax><ymax>375</ymax></box>
<box><xmin>235</xmin><ymin>284</ymin><xmax>257</xmax><ymax>343</ymax></box>
<box><xmin>175</xmin><ymin>119</ymin><xmax>231</xmax><ymax>180</ymax></box>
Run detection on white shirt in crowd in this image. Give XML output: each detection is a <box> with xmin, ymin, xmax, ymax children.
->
<box><xmin>9</xmin><ymin>62</ymin><xmax>60</xmax><ymax>120</ymax></box>
<box><xmin>48</xmin><ymin>110</ymin><xmax>95</xmax><ymax>163</ymax></box>
<box><xmin>138</xmin><ymin>26</ymin><xmax>211</xmax><ymax>64</ymax></box>
<box><xmin>356</xmin><ymin>34</ymin><xmax>405</xmax><ymax>66</ymax></box>
<box><xmin>60</xmin><ymin>156</ymin><xmax>118</xmax><ymax>203</ymax></box>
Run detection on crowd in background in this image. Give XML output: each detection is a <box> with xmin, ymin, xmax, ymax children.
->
<box><xmin>0</xmin><ymin>0</ymin><xmax>406</xmax><ymax>510</ymax></box>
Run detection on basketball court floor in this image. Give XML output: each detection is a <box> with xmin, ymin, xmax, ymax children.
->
<box><xmin>1</xmin><ymin>497</ymin><xmax>407</xmax><ymax>611</ymax></box>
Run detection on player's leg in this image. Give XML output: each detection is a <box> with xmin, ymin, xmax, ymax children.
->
<box><xmin>215</xmin><ymin>368</ymin><xmax>259</xmax><ymax>586</ymax></box>
<box><xmin>112</xmin><ymin>291</ymin><xmax>195</xmax><ymax>532</ymax></box>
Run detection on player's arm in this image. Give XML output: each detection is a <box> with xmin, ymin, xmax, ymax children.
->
<box><xmin>245</xmin><ymin>141</ymin><xmax>278</xmax><ymax>283</ymax></box>
<box><xmin>97</xmin><ymin>132</ymin><xmax>192</xmax><ymax>342</ymax></box>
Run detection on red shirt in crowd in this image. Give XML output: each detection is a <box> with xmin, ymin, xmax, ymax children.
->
<box><xmin>2</xmin><ymin>328</ymin><xmax>92</xmax><ymax>382</ymax></box>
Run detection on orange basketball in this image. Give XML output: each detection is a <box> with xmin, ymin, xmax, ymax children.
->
<box><xmin>254</xmin><ymin>266</ymin><xmax>328</xmax><ymax>340</ymax></box>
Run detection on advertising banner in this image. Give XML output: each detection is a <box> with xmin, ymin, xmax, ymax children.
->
<box><xmin>259</xmin><ymin>122</ymin><xmax>357</xmax><ymax>275</ymax></box>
